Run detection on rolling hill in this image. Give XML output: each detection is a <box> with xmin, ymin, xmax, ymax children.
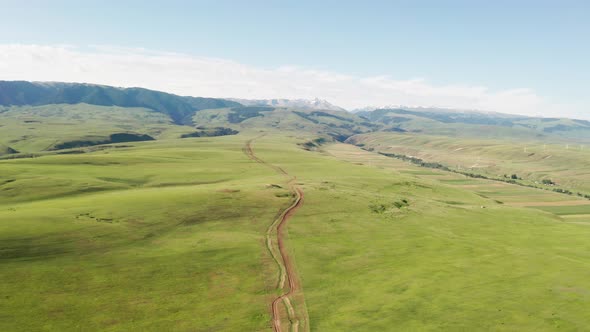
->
<box><xmin>0</xmin><ymin>81</ymin><xmax>241</xmax><ymax>125</ymax></box>
<box><xmin>192</xmin><ymin>106</ymin><xmax>377</xmax><ymax>141</ymax></box>
<box><xmin>0</xmin><ymin>103</ymin><xmax>195</xmax><ymax>154</ymax></box>
<box><xmin>0</xmin><ymin>82</ymin><xmax>379</xmax><ymax>154</ymax></box>
<box><xmin>0</xmin><ymin>103</ymin><xmax>375</xmax><ymax>154</ymax></box>
<box><xmin>3</xmin><ymin>81</ymin><xmax>590</xmax><ymax>330</ymax></box>
<box><xmin>357</xmin><ymin>107</ymin><xmax>590</xmax><ymax>141</ymax></box>
<box><xmin>348</xmin><ymin>130</ymin><xmax>590</xmax><ymax>195</ymax></box>
<box><xmin>347</xmin><ymin>108</ymin><xmax>590</xmax><ymax>197</ymax></box>
<box><xmin>0</xmin><ymin>144</ymin><xmax>18</xmax><ymax>155</ymax></box>
<box><xmin>3</xmin><ymin>130</ymin><xmax>590</xmax><ymax>331</ymax></box>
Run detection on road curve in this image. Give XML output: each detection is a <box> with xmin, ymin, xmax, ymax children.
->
<box><xmin>271</xmin><ymin>185</ymin><xmax>304</xmax><ymax>332</ymax></box>
<box><xmin>243</xmin><ymin>136</ymin><xmax>308</xmax><ymax>332</ymax></box>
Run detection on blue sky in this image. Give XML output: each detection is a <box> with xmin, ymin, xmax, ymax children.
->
<box><xmin>1</xmin><ymin>0</ymin><xmax>588</xmax><ymax>117</ymax></box>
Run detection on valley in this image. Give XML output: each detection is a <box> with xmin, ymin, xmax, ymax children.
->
<box><xmin>2</xmin><ymin>82</ymin><xmax>590</xmax><ymax>331</ymax></box>
<box><xmin>348</xmin><ymin>131</ymin><xmax>590</xmax><ymax>196</ymax></box>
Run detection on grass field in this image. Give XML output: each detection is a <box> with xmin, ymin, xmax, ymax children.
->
<box><xmin>326</xmin><ymin>143</ymin><xmax>590</xmax><ymax>214</ymax></box>
<box><xmin>348</xmin><ymin>132</ymin><xmax>590</xmax><ymax>194</ymax></box>
<box><xmin>259</xmin><ymin>139</ymin><xmax>590</xmax><ymax>330</ymax></box>
<box><xmin>3</xmin><ymin>132</ymin><xmax>590</xmax><ymax>330</ymax></box>
<box><xmin>534</xmin><ymin>205</ymin><xmax>590</xmax><ymax>216</ymax></box>
<box><xmin>0</xmin><ymin>135</ymin><xmax>293</xmax><ymax>331</ymax></box>
<box><xmin>0</xmin><ymin>104</ymin><xmax>196</xmax><ymax>153</ymax></box>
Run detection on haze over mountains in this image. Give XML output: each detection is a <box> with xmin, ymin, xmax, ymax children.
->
<box><xmin>229</xmin><ymin>98</ymin><xmax>346</xmax><ymax>112</ymax></box>
<box><xmin>1</xmin><ymin>80</ymin><xmax>585</xmax><ymax>121</ymax></box>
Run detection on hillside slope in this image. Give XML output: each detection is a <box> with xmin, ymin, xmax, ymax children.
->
<box><xmin>348</xmin><ymin>131</ymin><xmax>590</xmax><ymax>194</ymax></box>
<box><xmin>0</xmin><ymin>144</ymin><xmax>18</xmax><ymax>156</ymax></box>
<box><xmin>358</xmin><ymin>107</ymin><xmax>590</xmax><ymax>141</ymax></box>
<box><xmin>3</xmin><ymin>133</ymin><xmax>590</xmax><ymax>330</ymax></box>
<box><xmin>193</xmin><ymin>106</ymin><xmax>377</xmax><ymax>141</ymax></box>
<box><xmin>0</xmin><ymin>104</ymin><xmax>198</xmax><ymax>153</ymax></box>
<box><xmin>0</xmin><ymin>81</ymin><xmax>241</xmax><ymax>125</ymax></box>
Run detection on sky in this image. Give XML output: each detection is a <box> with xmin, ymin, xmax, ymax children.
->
<box><xmin>0</xmin><ymin>0</ymin><xmax>588</xmax><ymax>118</ymax></box>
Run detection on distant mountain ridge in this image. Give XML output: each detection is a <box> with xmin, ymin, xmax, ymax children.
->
<box><xmin>354</xmin><ymin>105</ymin><xmax>520</xmax><ymax>117</ymax></box>
<box><xmin>229</xmin><ymin>98</ymin><xmax>346</xmax><ymax>111</ymax></box>
<box><xmin>356</xmin><ymin>107</ymin><xmax>590</xmax><ymax>141</ymax></box>
<box><xmin>357</xmin><ymin>107</ymin><xmax>528</xmax><ymax>125</ymax></box>
<box><xmin>3</xmin><ymin>80</ymin><xmax>590</xmax><ymax>143</ymax></box>
<box><xmin>0</xmin><ymin>81</ymin><xmax>241</xmax><ymax>125</ymax></box>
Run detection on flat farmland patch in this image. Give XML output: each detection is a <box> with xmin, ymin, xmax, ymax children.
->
<box><xmin>511</xmin><ymin>200</ymin><xmax>590</xmax><ymax>207</ymax></box>
<box><xmin>475</xmin><ymin>188</ymin><xmax>552</xmax><ymax>196</ymax></box>
<box><xmin>562</xmin><ymin>214</ymin><xmax>590</xmax><ymax>219</ymax></box>
<box><xmin>351</xmin><ymin>132</ymin><xmax>590</xmax><ymax>194</ymax></box>
<box><xmin>496</xmin><ymin>194</ymin><xmax>585</xmax><ymax>204</ymax></box>
<box><xmin>399</xmin><ymin>169</ymin><xmax>442</xmax><ymax>176</ymax></box>
<box><xmin>561</xmin><ymin>215</ymin><xmax>590</xmax><ymax>225</ymax></box>
<box><xmin>534</xmin><ymin>204</ymin><xmax>590</xmax><ymax>215</ymax></box>
<box><xmin>457</xmin><ymin>182</ymin><xmax>508</xmax><ymax>188</ymax></box>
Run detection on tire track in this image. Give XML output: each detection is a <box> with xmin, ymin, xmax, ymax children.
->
<box><xmin>243</xmin><ymin>136</ymin><xmax>308</xmax><ymax>332</ymax></box>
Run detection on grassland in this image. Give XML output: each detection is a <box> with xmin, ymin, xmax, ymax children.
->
<box><xmin>0</xmin><ymin>104</ymin><xmax>196</xmax><ymax>153</ymax></box>
<box><xmin>3</xmin><ymin>131</ymin><xmax>590</xmax><ymax>331</ymax></box>
<box><xmin>358</xmin><ymin>107</ymin><xmax>590</xmax><ymax>142</ymax></box>
<box><xmin>193</xmin><ymin>107</ymin><xmax>374</xmax><ymax>141</ymax></box>
<box><xmin>0</xmin><ymin>135</ymin><xmax>294</xmax><ymax>331</ymax></box>
<box><xmin>257</xmin><ymin>138</ymin><xmax>590</xmax><ymax>331</ymax></box>
<box><xmin>326</xmin><ymin>142</ymin><xmax>590</xmax><ymax>217</ymax></box>
<box><xmin>534</xmin><ymin>205</ymin><xmax>590</xmax><ymax>216</ymax></box>
<box><xmin>348</xmin><ymin>131</ymin><xmax>590</xmax><ymax>194</ymax></box>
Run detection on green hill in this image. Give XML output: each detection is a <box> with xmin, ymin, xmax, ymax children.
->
<box><xmin>348</xmin><ymin>131</ymin><xmax>590</xmax><ymax>195</ymax></box>
<box><xmin>3</xmin><ymin>132</ymin><xmax>590</xmax><ymax>330</ymax></box>
<box><xmin>0</xmin><ymin>82</ymin><xmax>380</xmax><ymax>154</ymax></box>
<box><xmin>193</xmin><ymin>106</ymin><xmax>377</xmax><ymax>141</ymax></box>
<box><xmin>0</xmin><ymin>144</ymin><xmax>18</xmax><ymax>156</ymax></box>
<box><xmin>0</xmin><ymin>103</ymin><xmax>375</xmax><ymax>154</ymax></box>
<box><xmin>3</xmin><ymin>82</ymin><xmax>590</xmax><ymax>329</ymax></box>
<box><xmin>0</xmin><ymin>81</ymin><xmax>241</xmax><ymax>125</ymax></box>
<box><xmin>0</xmin><ymin>103</ymin><xmax>199</xmax><ymax>153</ymax></box>
<box><xmin>358</xmin><ymin>107</ymin><xmax>590</xmax><ymax>141</ymax></box>
<box><xmin>349</xmin><ymin>108</ymin><xmax>590</xmax><ymax>198</ymax></box>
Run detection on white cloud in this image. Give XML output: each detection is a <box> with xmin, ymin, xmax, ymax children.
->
<box><xmin>0</xmin><ymin>44</ymin><xmax>580</xmax><ymax>118</ymax></box>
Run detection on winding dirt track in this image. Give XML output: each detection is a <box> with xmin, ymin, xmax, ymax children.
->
<box><xmin>243</xmin><ymin>137</ymin><xmax>308</xmax><ymax>332</ymax></box>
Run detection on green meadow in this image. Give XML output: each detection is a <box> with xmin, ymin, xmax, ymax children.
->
<box><xmin>2</xmin><ymin>131</ymin><xmax>590</xmax><ymax>331</ymax></box>
<box><xmin>349</xmin><ymin>131</ymin><xmax>590</xmax><ymax>194</ymax></box>
<box><xmin>0</xmin><ymin>135</ymin><xmax>290</xmax><ymax>331</ymax></box>
<box><xmin>535</xmin><ymin>205</ymin><xmax>590</xmax><ymax>216</ymax></box>
<box><xmin>0</xmin><ymin>104</ymin><xmax>195</xmax><ymax>153</ymax></box>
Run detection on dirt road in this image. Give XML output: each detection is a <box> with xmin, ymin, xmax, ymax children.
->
<box><xmin>243</xmin><ymin>137</ymin><xmax>308</xmax><ymax>332</ymax></box>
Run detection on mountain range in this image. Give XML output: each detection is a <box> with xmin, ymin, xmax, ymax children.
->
<box><xmin>228</xmin><ymin>98</ymin><xmax>346</xmax><ymax>111</ymax></box>
<box><xmin>2</xmin><ymin>80</ymin><xmax>590</xmax><ymax>156</ymax></box>
<box><xmin>0</xmin><ymin>81</ymin><xmax>240</xmax><ymax>125</ymax></box>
